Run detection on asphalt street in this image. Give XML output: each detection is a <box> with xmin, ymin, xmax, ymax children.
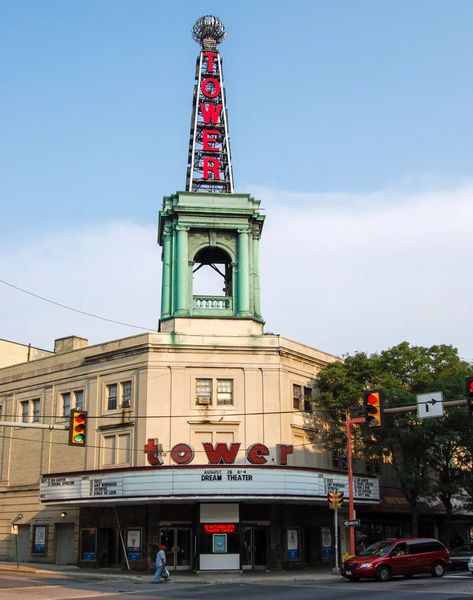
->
<box><xmin>1</xmin><ymin>571</ymin><xmax>473</xmax><ymax>600</ymax></box>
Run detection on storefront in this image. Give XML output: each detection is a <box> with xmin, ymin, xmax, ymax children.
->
<box><xmin>40</xmin><ymin>464</ymin><xmax>380</xmax><ymax>570</ymax></box>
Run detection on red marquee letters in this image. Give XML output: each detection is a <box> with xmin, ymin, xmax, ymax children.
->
<box><xmin>143</xmin><ymin>441</ymin><xmax>294</xmax><ymax>468</ymax></box>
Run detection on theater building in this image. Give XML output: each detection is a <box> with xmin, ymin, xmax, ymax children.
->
<box><xmin>0</xmin><ymin>16</ymin><xmax>386</xmax><ymax>570</ymax></box>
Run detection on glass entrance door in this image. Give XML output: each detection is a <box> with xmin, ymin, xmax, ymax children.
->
<box><xmin>241</xmin><ymin>526</ymin><xmax>268</xmax><ymax>570</ymax></box>
<box><xmin>159</xmin><ymin>527</ymin><xmax>193</xmax><ymax>570</ymax></box>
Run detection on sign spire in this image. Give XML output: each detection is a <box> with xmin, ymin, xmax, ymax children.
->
<box><xmin>186</xmin><ymin>16</ymin><xmax>234</xmax><ymax>193</ymax></box>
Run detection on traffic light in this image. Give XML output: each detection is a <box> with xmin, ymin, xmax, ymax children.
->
<box><xmin>328</xmin><ymin>491</ymin><xmax>344</xmax><ymax>509</ymax></box>
<box><xmin>364</xmin><ymin>389</ymin><xmax>383</xmax><ymax>428</ymax></box>
<box><xmin>466</xmin><ymin>377</ymin><xmax>473</xmax><ymax>416</ymax></box>
<box><xmin>69</xmin><ymin>410</ymin><xmax>87</xmax><ymax>446</ymax></box>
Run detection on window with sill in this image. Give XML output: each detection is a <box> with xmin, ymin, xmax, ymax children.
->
<box><xmin>217</xmin><ymin>379</ymin><xmax>233</xmax><ymax>405</ymax></box>
<box><xmin>20</xmin><ymin>398</ymin><xmax>41</xmax><ymax>423</ymax></box>
<box><xmin>293</xmin><ymin>384</ymin><xmax>313</xmax><ymax>412</ymax></box>
<box><xmin>366</xmin><ymin>458</ymin><xmax>381</xmax><ymax>474</ymax></box>
<box><xmin>62</xmin><ymin>389</ymin><xmax>85</xmax><ymax>418</ymax></box>
<box><xmin>106</xmin><ymin>381</ymin><xmax>132</xmax><ymax>411</ymax></box>
<box><xmin>196</xmin><ymin>378</ymin><xmax>213</xmax><ymax>405</ymax></box>
<box><xmin>102</xmin><ymin>432</ymin><xmax>132</xmax><ymax>466</ymax></box>
<box><xmin>332</xmin><ymin>450</ymin><xmax>347</xmax><ymax>471</ymax></box>
<box><xmin>195</xmin><ymin>378</ymin><xmax>234</xmax><ymax>407</ymax></box>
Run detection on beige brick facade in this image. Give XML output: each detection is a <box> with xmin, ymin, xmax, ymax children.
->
<box><xmin>0</xmin><ymin>323</ymin><xmax>339</xmax><ymax>564</ymax></box>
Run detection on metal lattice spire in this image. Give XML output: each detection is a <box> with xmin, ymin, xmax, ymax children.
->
<box><xmin>186</xmin><ymin>16</ymin><xmax>234</xmax><ymax>193</ymax></box>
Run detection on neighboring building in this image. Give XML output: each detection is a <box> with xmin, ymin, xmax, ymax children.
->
<box><xmin>0</xmin><ymin>16</ymin><xmax>468</xmax><ymax>572</ymax></box>
<box><xmin>0</xmin><ymin>338</ymin><xmax>52</xmax><ymax>368</ymax></box>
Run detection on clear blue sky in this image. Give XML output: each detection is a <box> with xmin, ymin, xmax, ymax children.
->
<box><xmin>1</xmin><ymin>1</ymin><xmax>473</xmax><ymax>360</ymax></box>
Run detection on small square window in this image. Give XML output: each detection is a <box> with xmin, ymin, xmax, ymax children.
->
<box><xmin>121</xmin><ymin>381</ymin><xmax>132</xmax><ymax>408</ymax></box>
<box><xmin>32</xmin><ymin>399</ymin><xmax>41</xmax><ymax>423</ymax></box>
<box><xmin>292</xmin><ymin>384</ymin><xmax>302</xmax><ymax>410</ymax></box>
<box><xmin>107</xmin><ymin>384</ymin><xmax>118</xmax><ymax>411</ymax></box>
<box><xmin>217</xmin><ymin>379</ymin><xmax>233</xmax><ymax>405</ymax></box>
<box><xmin>196</xmin><ymin>379</ymin><xmax>212</xmax><ymax>405</ymax></box>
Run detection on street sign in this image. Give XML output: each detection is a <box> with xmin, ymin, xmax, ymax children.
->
<box><xmin>417</xmin><ymin>391</ymin><xmax>444</xmax><ymax>419</ymax></box>
<box><xmin>343</xmin><ymin>519</ymin><xmax>361</xmax><ymax>527</ymax></box>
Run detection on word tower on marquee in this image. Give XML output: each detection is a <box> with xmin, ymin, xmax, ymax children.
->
<box><xmin>186</xmin><ymin>15</ymin><xmax>234</xmax><ymax>193</ymax></box>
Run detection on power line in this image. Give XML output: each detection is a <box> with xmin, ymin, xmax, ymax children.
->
<box><xmin>0</xmin><ymin>277</ymin><xmax>155</xmax><ymax>332</ymax></box>
<box><xmin>0</xmin><ymin>430</ymin><xmax>325</xmax><ymax>456</ymax></box>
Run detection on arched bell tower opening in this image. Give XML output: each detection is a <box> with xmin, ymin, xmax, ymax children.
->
<box><xmin>193</xmin><ymin>246</ymin><xmax>233</xmax><ymax>299</ymax></box>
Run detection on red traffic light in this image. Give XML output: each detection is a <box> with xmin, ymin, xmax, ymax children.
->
<box><xmin>363</xmin><ymin>389</ymin><xmax>383</xmax><ymax>428</ymax></box>
<box><xmin>69</xmin><ymin>410</ymin><xmax>87</xmax><ymax>446</ymax></box>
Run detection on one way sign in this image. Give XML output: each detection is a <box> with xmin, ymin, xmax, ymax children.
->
<box><xmin>343</xmin><ymin>519</ymin><xmax>361</xmax><ymax>527</ymax></box>
<box><xmin>417</xmin><ymin>391</ymin><xmax>444</xmax><ymax>419</ymax></box>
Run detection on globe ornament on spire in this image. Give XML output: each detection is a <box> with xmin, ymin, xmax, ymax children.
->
<box><xmin>186</xmin><ymin>16</ymin><xmax>233</xmax><ymax>193</ymax></box>
<box><xmin>192</xmin><ymin>15</ymin><xmax>226</xmax><ymax>50</ymax></box>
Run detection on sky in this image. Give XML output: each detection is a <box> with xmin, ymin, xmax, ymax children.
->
<box><xmin>1</xmin><ymin>1</ymin><xmax>472</xmax><ymax>361</ymax></box>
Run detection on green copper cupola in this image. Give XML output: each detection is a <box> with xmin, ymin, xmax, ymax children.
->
<box><xmin>158</xmin><ymin>17</ymin><xmax>265</xmax><ymax>333</ymax></box>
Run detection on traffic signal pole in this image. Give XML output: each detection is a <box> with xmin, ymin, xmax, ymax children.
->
<box><xmin>346</xmin><ymin>414</ymin><xmax>365</xmax><ymax>556</ymax></box>
<box><xmin>346</xmin><ymin>396</ymin><xmax>469</xmax><ymax>556</ymax></box>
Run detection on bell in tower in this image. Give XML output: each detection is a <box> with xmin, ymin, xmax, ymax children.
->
<box><xmin>158</xmin><ymin>16</ymin><xmax>265</xmax><ymax>335</ymax></box>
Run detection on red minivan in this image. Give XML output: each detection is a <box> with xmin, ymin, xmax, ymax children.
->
<box><xmin>341</xmin><ymin>538</ymin><xmax>451</xmax><ymax>582</ymax></box>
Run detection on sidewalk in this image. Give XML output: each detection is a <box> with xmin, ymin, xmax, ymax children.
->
<box><xmin>0</xmin><ymin>561</ymin><xmax>336</xmax><ymax>584</ymax></box>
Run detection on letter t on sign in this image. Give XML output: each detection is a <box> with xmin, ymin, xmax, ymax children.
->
<box><xmin>144</xmin><ymin>438</ymin><xmax>163</xmax><ymax>466</ymax></box>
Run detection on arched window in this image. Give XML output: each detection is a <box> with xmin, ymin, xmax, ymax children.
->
<box><xmin>193</xmin><ymin>247</ymin><xmax>232</xmax><ymax>297</ymax></box>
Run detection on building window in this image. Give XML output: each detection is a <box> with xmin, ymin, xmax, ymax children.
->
<box><xmin>20</xmin><ymin>400</ymin><xmax>29</xmax><ymax>423</ymax></box>
<box><xmin>62</xmin><ymin>389</ymin><xmax>85</xmax><ymax>419</ymax></box>
<box><xmin>62</xmin><ymin>393</ymin><xmax>71</xmax><ymax>418</ymax></box>
<box><xmin>292</xmin><ymin>384</ymin><xmax>301</xmax><ymax>410</ymax></box>
<box><xmin>332</xmin><ymin>450</ymin><xmax>347</xmax><ymax>471</ymax></box>
<box><xmin>105</xmin><ymin>381</ymin><xmax>132</xmax><ymax>411</ymax></box>
<box><xmin>74</xmin><ymin>390</ymin><xmax>84</xmax><ymax>411</ymax></box>
<box><xmin>32</xmin><ymin>399</ymin><xmax>41</xmax><ymax>422</ymax></box>
<box><xmin>121</xmin><ymin>381</ymin><xmax>132</xmax><ymax>408</ymax></box>
<box><xmin>217</xmin><ymin>379</ymin><xmax>233</xmax><ymax>405</ymax></box>
<box><xmin>303</xmin><ymin>387</ymin><xmax>312</xmax><ymax>412</ymax></box>
<box><xmin>102</xmin><ymin>432</ymin><xmax>131</xmax><ymax>466</ymax></box>
<box><xmin>106</xmin><ymin>384</ymin><xmax>118</xmax><ymax>411</ymax></box>
<box><xmin>196</xmin><ymin>379</ymin><xmax>212</xmax><ymax>405</ymax></box>
<box><xmin>366</xmin><ymin>458</ymin><xmax>381</xmax><ymax>475</ymax></box>
<box><xmin>0</xmin><ymin>403</ymin><xmax>3</xmax><ymax>420</ymax></box>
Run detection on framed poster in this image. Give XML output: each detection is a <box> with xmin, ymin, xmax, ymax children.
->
<box><xmin>126</xmin><ymin>528</ymin><xmax>141</xmax><ymax>550</ymax></box>
<box><xmin>287</xmin><ymin>528</ymin><xmax>299</xmax><ymax>560</ymax></box>
<box><xmin>126</xmin><ymin>528</ymin><xmax>142</xmax><ymax>561</ymax></box>
<box><xmin>213</xmin><ymin>533</ymin><xmax>227</xmax><ymax>553</ymax></box>
<box><xmin>32</xmin><ymin>525</ymin><xmax>47</xmax><ymax>554</ymax></box>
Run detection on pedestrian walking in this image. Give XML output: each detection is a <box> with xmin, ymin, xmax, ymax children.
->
<box><xmin>151</xmin><ymin>545</ymin><xmax>170</xmax><ymax>583</ymax></box>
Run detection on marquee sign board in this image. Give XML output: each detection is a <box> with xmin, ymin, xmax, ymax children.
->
<box><xmin>40</xmin><ymin>466</ymin><xmax>379</xmax><ymax>504</ymax></box>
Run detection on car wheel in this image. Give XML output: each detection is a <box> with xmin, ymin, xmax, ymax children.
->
<box><xmin>375</xmin><ymin>565</ymin><xmax>391</xmax><ymax>582</ymax></box>
<box><xmin>348</xmin><ymin>576</ymin><xmax>359</xmax><ymax>582</ymax></box>
<box><xmin>431</xmin><ymin>562</ymin><xmax>445</xmax><ymax>577</ymax></box>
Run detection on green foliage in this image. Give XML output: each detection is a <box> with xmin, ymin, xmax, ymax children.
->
<box><xmin>316</xmin><ymin>342</ymin><xmax>473</xmax><ymax>521</ymax></box>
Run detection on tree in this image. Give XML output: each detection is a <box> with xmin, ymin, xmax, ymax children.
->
<box><xmin>315</xmin><ymin>342</ymin><xmax>472</xmax><ymax>537</ymax></box>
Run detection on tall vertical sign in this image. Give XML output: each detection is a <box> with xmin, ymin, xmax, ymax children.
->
<box><xmin>186</xmin><ymin>15</ymin><xmax>234</xmax><ymax>193</ymax></box>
